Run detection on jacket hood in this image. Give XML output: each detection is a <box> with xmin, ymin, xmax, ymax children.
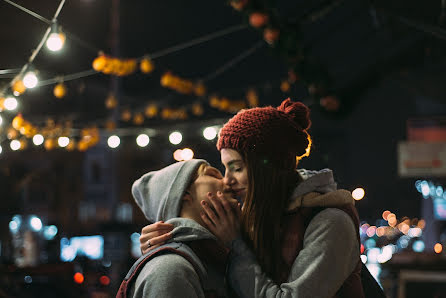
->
<box><xmin>166</xmin><ymin>218</ymin><xmax>217</xmax><ymax>243</ymax></box>
<box><xmin>287</xmin><ymin>168</ymin><xmax>354</xmax><ymax>211</ymax></box>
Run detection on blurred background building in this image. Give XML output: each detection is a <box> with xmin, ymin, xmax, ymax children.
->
<box><xmin>0</xmin><ymin>0</ymin><xmax>445</xmax><ymax>297</ymax></box>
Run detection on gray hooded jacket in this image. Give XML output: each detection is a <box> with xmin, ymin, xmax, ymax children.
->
<box><xmin>126</xmin><ymin>160</ymin><xmax>230</xmax><ymax>297</ymax></box>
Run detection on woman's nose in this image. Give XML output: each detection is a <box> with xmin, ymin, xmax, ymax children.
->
<box><xmin>223</xmin><ymin>174</ymin><xmax>234</xmax><ymax>186</ymax></box>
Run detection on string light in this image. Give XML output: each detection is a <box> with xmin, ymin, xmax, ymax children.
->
<box><xmin>23</xmin><ymin>71</ymin><xmax>38</xmax><ymax>88</ymax></box>
<box><xmin>169</xmin><ymin>131</ymin><xmax>182</xmax><ymax>145</ymax></box>
<box><xmin>33</xmin><ymin>134</ymin><xmax>44</xmax><ymax>145</ymax></box>
<box><xmin>4</xmin><ymin>96</ymin><xmax>18</xmax><ymax>111</ymax></box>
<box><xmin>58</xmin><ymin>136</ymin><xmax>69</xmax><ymax>147</ymax></box>
<box><xmin>136</xmin><ymin>134</ymin><xmax>150</xmax><ymax>147</ymax></box>
<box><xmin>203</xmin><ymin>127</ymin><xmax>217</xmax><ymax>140</ymax></box>
<box><xmin>107</xmin><ymin>135</ymin><xmax>120</xmax><ymax>148</ymax></box>
<box><xmin>46</xmin><ymin>23</ymin><xmax>66</xmax><ymax>52</ymax></box>
<box><xmin>10</xmin><ymin>140</ymin><xmax>21</xmax><ymax>151</ymax></box>
<box><xmin>181</xmin><ymin>148</ymin><xmax>194</xmax><ymax>161</ymax></box>
<box><xmin>352</xmin><ymin>188</ymin><xmax>365</xmax><ymax>200</ymax></box>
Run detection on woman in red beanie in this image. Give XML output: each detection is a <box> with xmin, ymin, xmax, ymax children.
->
<box><xmin>140</xmin><ymin>98</ymin><xmax>365</xmax><ymax>297</ymax></box>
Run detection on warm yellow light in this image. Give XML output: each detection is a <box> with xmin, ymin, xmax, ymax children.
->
<box><xmin>352</xmin><ymin>188</ymin><xmax>365</xmax><ymax>200</ymax></box>
<box><xmin>297</xmin><ymin>133</ymin><xmax>312</xmax><ymax>161</ymax></box>
<box><xmin>434</xmin><ymin>243</ymin><xmax>443</xmax><ymax>254</ymax></box>
<box><xmin>46</xmin><ymin>32</ymin><xmax>66</xmax><ymax>52</ymax></box>
<box><xmin>382</xmin><ymin>210</ymin><xmax>391</xmax><ymax>220</ymax></box>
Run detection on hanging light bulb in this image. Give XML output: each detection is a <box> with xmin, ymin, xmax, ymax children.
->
<box><xmin>46</xmin><ymin>23</ymin><xmax>66</xmax><ymax>52</ymax></box>
<box><xmin>23</xmin><ymin>71</ymin><xmax>38</xmax><ymax>88</ymax></box>
<box><xmin>4</xmin><ymin>96</ymin><xmax>18</xmax><ymax>111</ymax></box>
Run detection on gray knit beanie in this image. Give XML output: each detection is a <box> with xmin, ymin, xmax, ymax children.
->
<box><xmin>132</xmin><ymin>159</ymin><xmax>208</xmax><ymax>223</ymax></box>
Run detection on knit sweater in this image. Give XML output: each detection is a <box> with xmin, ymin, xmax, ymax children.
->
<box><xmin>227</xmin><ymin>169</ymin><xmax>360</xmax><ymax>298</ymax></box>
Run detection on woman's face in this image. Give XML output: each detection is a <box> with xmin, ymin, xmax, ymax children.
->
<box><xmin>220</xmin><ymin>148</ymin><xmax>248</xmax><ymax>202</ymax></box>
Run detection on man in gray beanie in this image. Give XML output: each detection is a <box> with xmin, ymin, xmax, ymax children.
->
<box><xmin>117</xmin><ymin>159</ymin><xmax>238</xmax><ymax>298</ymax></box>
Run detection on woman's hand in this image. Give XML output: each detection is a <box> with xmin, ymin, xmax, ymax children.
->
<box><xmin>139</xmin><ymin>221</ymin><xmax>174</xmax><ymax>254</ymax></box>
<box><xmin>200</xmin><ymin>191</ymin><xmax>242</xmax><ymax>247</ymax></box>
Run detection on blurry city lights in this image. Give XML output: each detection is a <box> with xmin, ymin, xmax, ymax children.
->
<box><xmin>366</xmin><ymin>248</ymin><xmax>380</xmax><ymax>263</ymax></box>
<box><xmin>46</xmin><ymin>32</ymin><xmax>65</xmax><ymax>52</ymax></box>
<box><xmin>412</xmin><ymin>240</ymin><xmax>425</xmax><ymax>252</ymax></box>
<box><xmin>136</xmin><ymin>134</ymin><xmax>150</xmax><ymax>147</ymax></box>
<box><xmin>382</xmin><ymin>210</ymin><xmax>391</xmax><ymax>220</ymax></box>
<box><xmin>24</xmin><ymin>276</ymin><xmax>32</xmax><ymax>284</ymax></box>
<box><xmin>74</xmin><ymin>272</ymin><xmax>84</xmax><ymax>284</ymax></box>
<box><xmin>436</xmin><ymin>186</ymin><xmax>444</xmax><ymax>197</ymax></box>
<box><xmin>99</xmin><ymin>275</ymin><xmax>110</xmax><ymax>286</ymax></box>
<box><xmin>181</xmin><ymin>148</ymin><xmax>194</xmax><ymax>161</ymax></box>
<box><xmin>203</xmin><ymin>127</ymin><xmax>217</xmax><ymax>140</ymax></box>
<box><xmin>377</xmin><ymin>245</ymin><xmax>394</xmax><ymax>263</ymax></box>
<box><xmin>0</xmin><ymin>145</ymin><xmax>2</xmax><ymax>155</ymax></box>
<box><xmin>4</xmin><ymin>96</ymin><xmax>18</xmax><ymax>110</ymax></box>
<box><xmin>376</xmin><ymin>227</ymin><xmax>385</xmax><ymax>237</ymax></box>
<box><xmin>107</xmin><ymin>135</ymin><xmax>120</xmax><ymax>148</ymax></box>
<box><xmin>131</xmin><ymin>232</ymin><xmax>140</xmax><ymax>242</ymax></box>
<box><xmin>420</xmin><ymin>180</ymin><xmax>430</xmax><ymax>197</ymax></box>
<box><xmin>397</xmin><ymin>235</ymin><xmax>410</xmax><ymax>249</ymax></box>
<box><xmin>365</xmin><ymin>238</ymin><xmax>376</xmax><ymax>249</ymax></box>
<box><xmin>58</xmin><ymin>136</ymin><xmax>69</xmax><ymax>147</ymax></box>
<box><xmin>10</xmin><ymin>139</ymin><xmax>21</xmax><ymax>151</ymax></box>
<box><xmin>434</xmin><ymin>243</ymin><xmax>443</xmax><ymax>254</ymax></box>
<box><xmin>360</xmin><ymin>255</ymin><xmax>367</xmax><ymax>264</ymax></box>
<box><xmin>173</xmin><ymin>149</ymin><xmax>183</xmax><ymax>161</ymax></box>
<box><xmin>352</xmin><ymin>188</ymin><xmax>365</xmax><ymax>200</ymax></box>
<box><xmin>417</xmin><ymin>219</ymin><xmax>426</xmax><ymax>229</ymax></box>
<box><xmin>408</xmin><ymin>227</ymin><xmax>422</xmax><ymax>238</ymax></box>
<box><xmin>9</xmin><ymin>220</ymin><xmax>19</xmax><ymax>233</ymax></box>
<box><xmin>23</xmin><ymin>71</ymin><xmax>38</xmax><ymax>88</ymax></box>
<box><xmin>169</xmin><ymin>131</ymin><xmax>182</xmax><ymax>145</ymax></box>
<box><xmin>33</xmin><ymin>134</ymin><xmax>44</xmax><ymax>146</ymax></box>
<box><xmin>43</xmin><ymin>225</ymin><xmax>58</xmax><ymax>240</ymax></box>
<box><xmin>30</xmin><ymin>216</ymin><xmax>43</xmax><ymax>232</ymax></box>
<box><xmin>366</xmin><ymin>226</ymin><xmax>376</xmax><ymax>237</ymax></box>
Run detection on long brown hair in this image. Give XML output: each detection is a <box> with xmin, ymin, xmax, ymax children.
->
<box><xmin>240</xmin><ymin>151</ymin><xmax>300</xmax><ymax>282</ymax></box>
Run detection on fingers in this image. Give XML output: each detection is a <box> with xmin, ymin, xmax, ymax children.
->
<box><xmin>140</xmin><ymin>232</ymin><xmax>173</xmax><ymax>254</ymax></box>
<box><xmin>139</xmin><ymin>221</ymin><xmax>174</xmax><ymax>254</ymax></box>
<box><xmin>141</xmin><ymin>221</ymin><xmax>174</xmax><ymax>234</ymax></box>
<box><xmin>201</xmin><ymin>200</ymin><xmax>219</xmax><ymax>228</ymax></box>
<box><xmin>207</xmin><ymin>192</ymin><xmax>227</xmax><ymax>219</ymax></box>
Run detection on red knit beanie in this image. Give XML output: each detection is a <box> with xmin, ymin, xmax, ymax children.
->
<box><xmin>217</xmin><ymin>98</ymin><xmax>311</xmax><ymax>166</ymax></box>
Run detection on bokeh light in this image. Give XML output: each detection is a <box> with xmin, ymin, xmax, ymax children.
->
<box><xmin>169</xmin><ymin>131</ymin><xmax>182</xmax><ymax>145</ymax></box>
<box><xmin>136</xmin><ymin>134</ymin><xmax>150</xmax><ymax>147</ymax></box>
<box><xmin>23</xmin><ymin>71</ymin><xmax>38</xmax><ymax>88</ymax></box>
<box><xmin>33</xmin><ymin>134</ymin><xmax>44</xmax><ymax>145</ymax></box>
<box><xmin>181</xmin><ymin>148</ymin><xmax>194</xmax><ymax>161</ymax></box>
<box><xmin>434</xmin><ymin>243</ymin><xmax>443</xmax><ymax>254</ymax></box>
<box><xmin>107</xmin><ymin>135</ymin><xmax>120</xmax><ymax>148</ymax></box>
<box><xmin>352</xmin><ymin>188</ymin><xmax>365</xmax><ymax>200</ymax></box>
<box><xmin>203</xmin><ymin>127</ymin><xmax>217</xmax><ymax>140</ymax></box>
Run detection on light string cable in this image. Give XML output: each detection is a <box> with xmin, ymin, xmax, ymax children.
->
<box><xmin>201</xmin><ymin>40</ymin><xmax>265</xmax><ymax>82</ymax></box>
<box><xmin>0</xmin><ymin>0</ymin><xmax>66</xmax><ymax>94</ymax></box>
<box><xmin>31</xmin><ymin>24</ymin><xmax>250</xmax><ymax>87</ymax></box>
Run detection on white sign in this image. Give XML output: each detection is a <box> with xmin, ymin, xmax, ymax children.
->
<box><xmin>398</xmin><ymin>142</ymin><xmax>446</xmax><ymax>177</ymax></box>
